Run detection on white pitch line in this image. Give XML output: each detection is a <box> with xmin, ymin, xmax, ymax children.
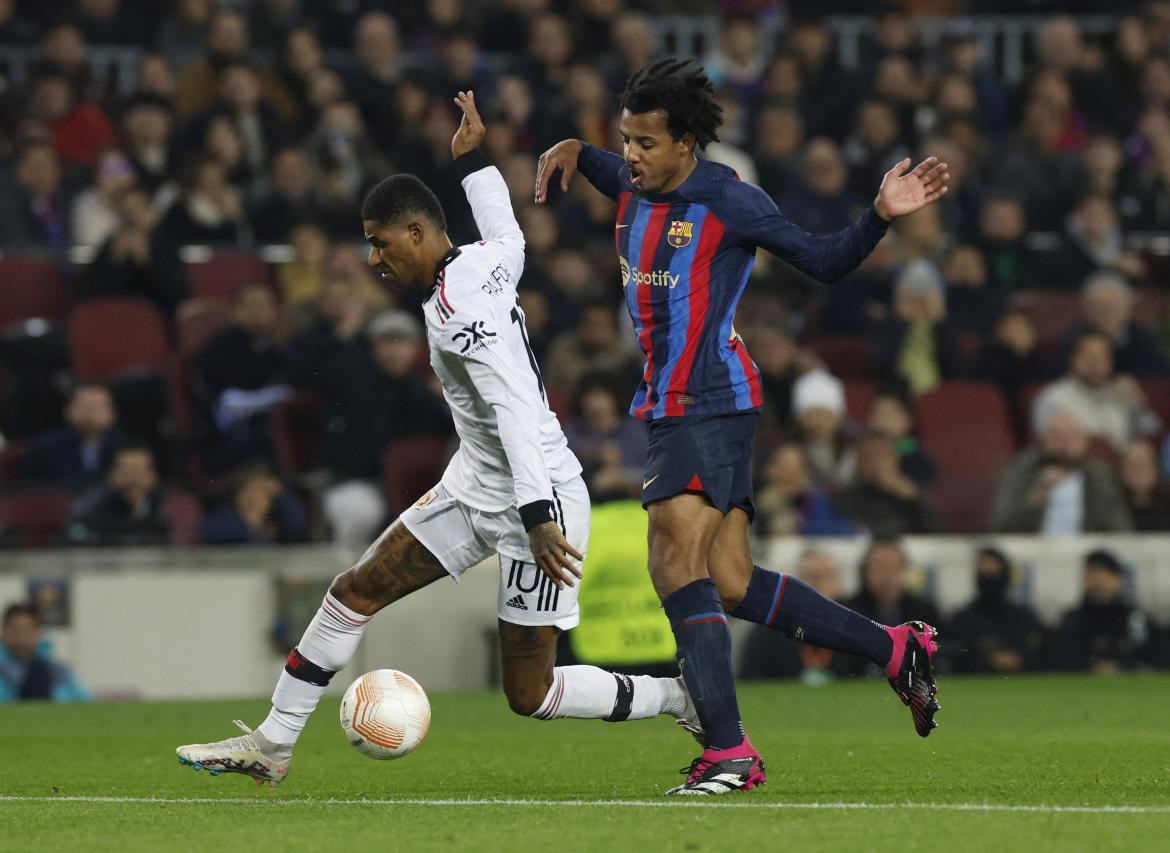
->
<box><xmin>0</xmin><ymin>795</ymin><xmax>1167</xmax><ymax>815</ymax></box>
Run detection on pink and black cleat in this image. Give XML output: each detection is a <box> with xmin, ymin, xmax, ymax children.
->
<box><xmin>885</xmin><ymin>621</ymin><xmax>941</xmax><ymax>737</ymax></box>
<box><xmin>665</xmin><ymin>737</ymin><xmax>767</xmax><ymax>796</ymax></box>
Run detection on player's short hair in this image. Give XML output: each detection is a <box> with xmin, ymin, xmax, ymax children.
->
<box><xmin>620</xmin><ymin>58</ymin><xmax>722</xmax><ymax>150</ymax></box>
<box><xmin>361</xmin><ymin>174</ymin><xmax>447</xmax><ymax>231</ymax></box>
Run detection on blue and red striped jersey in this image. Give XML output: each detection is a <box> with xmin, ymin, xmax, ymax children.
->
<box><xmin>577</xmin><ymin>143</ymin><xmax>890</xmax><ymax>420</ymax></box>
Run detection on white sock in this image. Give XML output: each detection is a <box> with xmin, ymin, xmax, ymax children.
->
<box><xmin>531</xmin><ymin>665</ymin><xmax>686</xmax><ymax>721</ymax></box>
<box><xmin>256</xmin><ymin>592</ymin><xmax>371</xmax><ymax>748</ymax></box>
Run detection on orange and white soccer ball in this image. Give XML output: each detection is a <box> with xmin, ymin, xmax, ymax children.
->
<box><xmin>340</xmin><ymin>669</ymin><xmax>431</xmax><ymax>760</ymax></box>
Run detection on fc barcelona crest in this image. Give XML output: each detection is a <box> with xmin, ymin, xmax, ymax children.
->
<box><xmin>667</xmin><ymin>220</ymin><xmax>694</xmax><ymax>249</ymax></box>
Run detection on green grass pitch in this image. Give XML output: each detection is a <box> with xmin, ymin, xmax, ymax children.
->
<box><xmin>2</xmin><ymin>674</ymin><xmax>1169</xmax><ymax>852</ymax></box>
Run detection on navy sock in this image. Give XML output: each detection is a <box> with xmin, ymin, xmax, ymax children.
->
<box><xmin>662</xmin><ymin>578</ymin><xmax>744</xmax><ymax>750</ymax></box>
<box><xmin>733</xmin><ymin>566</ymin><xmax>893</xmax><ymax>667</ymax></box>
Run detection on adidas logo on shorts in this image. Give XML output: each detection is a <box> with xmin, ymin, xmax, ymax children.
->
<box><xmin>504</xmin><ymin>595</ymin><xmax>528</xmax><ymax>611</ymax></box>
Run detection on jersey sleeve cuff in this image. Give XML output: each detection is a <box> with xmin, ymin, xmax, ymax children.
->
<box><xmin>454</xmin><ymin>149</ymin><xmax>492</xmax><ymax>180</ymax></box>
<box><xmin>519</xmin><ymin>499</ymin><xmax>554</xmax><ymax>532</ymax></box>
<box><xmin>864</xmin><ymin>205</ymin><xmax>892</xmax><ymax>232</ymax></box>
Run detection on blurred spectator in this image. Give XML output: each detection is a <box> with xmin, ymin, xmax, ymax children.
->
<box><xmin>973</xmin><ymin>194</ymin><xmax>1045</xmax><ymax>291</ymax></box>
<box><xmin>0</xmin><ymin>1</ymin><xmax>37</xmax><ymax>44</ymax></box>
<box><xmin>275</xmin><ymin>221</ymin><xmax>330</xmax><ymax>308</ymax></box>
<box><xmin>159</xmin><ymin>157</ymin><xmax>250</xmax><ymax>246</ymax></box>
<box><xmin>85</xmin><ymin>186</ymin><xmax>190</xmax><ymax>318</ymax></box>
<box><xmin>135</xmin><ymin>52</ymin><xmax>177</xmax><ymax>100</ymax></box>
<box><xmin>993</xmin><ymin>410</ymin><xmax>1132</xmax><ymax>535</ymax></box>
<box><xmin>193</xmin><ymin>284</ymin><xmax>292</xmax><ymax>474</ymax></box>
<box><xmin>791</xmin><ymin>369</ymin><xmax>856</xmax><ymax>490</ymax></box>
<box><xmin>943</xmin><ymin>244</ymin><xmax>1002</xmax><ymax>335</ymax></box>
<box><xmin>703</xmin><ymin>13</ymin><xmax>767</xmax><ymax>102</ymax></box>
<box><xmin>543</xmin><ymin>304</ymin><xmax>642</xmax><ymax>398</ymax></box>
<box><xmin>752</xmin><ymin>104</ymin><xmax>803</xmax><ymax>200</ymax></box>
<box><xmin>607</xmin><ymin>13</ymin><xmax>657</xmax><ymax>97</ymax></box>
<box><xmin>288</xmin><ymin>248</ymin><xmax>382</xmax><ymax>387</ymax></box>
<box><xmin>524</xmin><ymin>13</ymin><xmax>573</xmax><ymax>100</ymax></box>
<box><xmin>1057</xmin><ymin>272</ymin><xmax>1170</xmax><ymax>378</ymax></box>
<box><xmin>173</xmin><ymin>8</ymin><xmax>296</xmax><ymax>124</ymax></box>
<box><xmin>975</xmin><ymin>308</ymin><xmax>1046</xmax><ymax>422</ymax></box>
<box><xmin>72</xmin><ymin>0</ymin><xmax>151</xmax><ymax>45</ymax></box>
<box><xmin>944</xmin><ymin>547</ymin><xmax>1044</xmax><ymax>674</ymax></box>
<box><xmin>871</xmin><ymin>260</ymin><xmax>964</xmax><ymax>396</ymax></box>
<box><xmin>1051</xmin><ymin>549</ymin><xmax>1150</xmax><ymax>673</ymax></box>
<box><xmin>993</xmin><ymin>97</ymin><xmax>1083</xmax><ymax>231</ymax></box>
<box><xmin>250</xmin><ymin>147</ymin><xmax>329</xmax><ymax>244</ymax></box>
<box><xmin>866</xmin><ymin>389</ymin><xmax>936</xmax><ymax>487</ymax></box>
<box><xmin>1120</xmin><ymin>439</ymin><xmax>1170</xmax><ymax>531</ymax></box>
<box><xmin>21</xmin><ymin>384</ymin><xmax>124</xmax><ymax>487</ymax></box>
<box><xmin>564</xmin><ymin>373</ymin><xmax>646</xmax><ymax>503</ymax></box>
<box><xmin>844</xmin><ymin>100</ymin><xmax>910</xmax><ymax>203</ymax></box>
<box><xmin>200</xmin><ymin>464</ymin><xmax>309</xmax><ymax>545</ymax></box>
<box><xmin>787</xmin><ymin>18</ymin><xmax>856</xmax><ymax>139</ymax></box>
<box><xmin>191</xmin><ymin>62</ymin><xmax>292</xmax><ymax>187</ymax></box>
<box><xmin>63</xmin><ymin>444</ymin><xmax>170</xmax><ymax>546</ymax></box>
<box><xmin>1033</xmin><ymin>329</ymin><xmax>1161</xmax><ymax>452</ymax></box>
<box><xmin>831</xmin><ymin>430</ymin><xmax>938</xmax><ymax>537</ymax></box>
<box><xmin>318</xmin><ymin>311</ymin><xmax>450</xmax><ymax>551</ymax></box>
<box><xmin>69</xmin><ymin>147</ymin><xmax>137</xmax><ymax>249</ymax></box>
<box><xmin>119</xmin><ymin>93</ymin><xmax>176</xmax><ymax>194</ymax></box>
<box><xmin>739</xmin><ymin>550</ymin><xmax>851</xmax><ymax>683</ymax></box>
<box><xmin>345</xmin><ymin>11</ymin><xmax>402</xmax><ymax>149</ymax></box>
<box><xmin>838</xmin><ymin>540</ymin><xmax>941</xmax><ymax>677</ymax></box>
<box><xmin>778</xmin><ymin>138</ymin><xmax>863</xmax><ymax>235</ymax></box>
<box><xmin>304</xmin><ymin>101</ymin><xmax>392</xmax><ymax>227</ymax></box>
<box><xmin>743</xmin><ymin>322</ymin><xmax>810</xmax><ymax>441</ymax></box>
<box><xmin>0</xmin><ymin>141</ymin><xmax>73</xmax><ymax>249</ymax></box>
<box><xmin>39</xmin><ymin>23</ymin><xmax>100</xmax><ymax>103</ymax></box>
<box><xmin>0</xmin><ymin>602</ymin><xmax>90</xmax><ymax>703</ymax></box>
<box><xmin>1058</xmin><ymin>195</ymin><xmax>1146</xmax><ymax>286</ymax></box>
<box><xmin>28</xmin><ymin>66</ymin><xmax>118</xmax><ymax>169</ymax></box>
<box><xmin>752</xmin><ymin>443</ymin><xmax>855</xmax><ymax>538</ymax></box>
<box><xmin>157</xmin><ymin>0</ymin><xmax>214</xmax><ymax>74</ymax></box>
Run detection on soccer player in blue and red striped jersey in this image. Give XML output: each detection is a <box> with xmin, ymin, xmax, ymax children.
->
<box><xmin>536</xmin><ymin>59</ymin><xmax>949</xmax><ymax>795</ymax></box>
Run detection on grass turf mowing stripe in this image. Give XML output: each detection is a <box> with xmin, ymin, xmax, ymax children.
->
<box><xmin>2</xmin><ymin>796</ymin><xmax>1168</xmax><ymax>814</ymax></box>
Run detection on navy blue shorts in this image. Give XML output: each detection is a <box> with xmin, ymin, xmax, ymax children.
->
<box><xmin>641</xmin><ymin>411</ymin><xmax>758</xmax><ymax>519</ymax></box>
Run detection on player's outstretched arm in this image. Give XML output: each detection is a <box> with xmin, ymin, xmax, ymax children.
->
<box><xmin>873</xmin><ymin>156</ymin><xmax>950</xmax><ymax>221</ymax></box>
<box><xmin>450</xmin><ymin>91</ymin><xmax>524</xmax><ymax>254</ymax></box>
<box><xmin>535</xmin><ymin>139</ymin><xmax>624</xmax><ymax>203</ymax></box>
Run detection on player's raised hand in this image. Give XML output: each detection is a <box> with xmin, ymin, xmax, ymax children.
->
<box><xmin>451</xmin><ymin>90</ymin><xmax>485</xmax><ymax>160</ymax></box>
<box><xmin>873</xmin><ymin>156</ymin><xmax>950</xmax><ymax>221</ymax></box>
<box><xmin>528</xmin><ymin>521</ymin><xmax>583</xmax><ymax>590</ymax></box>
<box><xmin>535</xmin><ymin>139</ymin><xmax>583</xmax><ymax>203</ymax></box>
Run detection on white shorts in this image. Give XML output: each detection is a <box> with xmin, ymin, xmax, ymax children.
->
<box><xmin>400</xmin><ymin>476</ymin><xmax>590</xmax><ymax>631</ymax></box>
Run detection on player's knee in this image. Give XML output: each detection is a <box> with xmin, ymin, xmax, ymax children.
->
<box><xmin>503</xmin><ymin>680</ymin><xmax>549</xmax><ymax>717</ymax></box>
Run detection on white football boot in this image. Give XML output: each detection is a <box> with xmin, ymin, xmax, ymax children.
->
<box><xmin>673</xmin><ymin>676</ymin><xmax>704</xmax><ymax>744</ymax></box>
<box><xmin>176</xmin><ymin>720</ymin><xmax>291</xmax><ymax>789</ymax></box>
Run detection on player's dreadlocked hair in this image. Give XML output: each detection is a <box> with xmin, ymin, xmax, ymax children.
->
<box><xmin>620</xmin><ymin>58</ymin><xmax>722</xmax><ymax>150</ymax></box>
<box><xmin>361</xmin><ymin>174</ymin><xmax>447</xmax><ymax>231</ymax></box>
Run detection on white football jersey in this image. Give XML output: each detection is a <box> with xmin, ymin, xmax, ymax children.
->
<box><xmin>422</xmin><ymin>158</ymin><xmax>582</xmax><ymax>514</ymax></box>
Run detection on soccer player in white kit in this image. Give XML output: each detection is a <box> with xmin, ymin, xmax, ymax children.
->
<box><xmin>176</xmin><ymin>92</ymin><xmax>697</xmax><ymax>788</ymax></box>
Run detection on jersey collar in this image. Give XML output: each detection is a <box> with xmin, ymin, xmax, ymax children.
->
<box><xmin>428</xmin><ymin>246</ymin><xmax>462</xmax><ymax>300</ymax></box>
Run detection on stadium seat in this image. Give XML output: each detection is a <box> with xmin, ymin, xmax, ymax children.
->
<box><xmin>842</xmin><ymin>379</ymin><xmax>874</xmax><ymax>423</ymax></box>
<box><xmin>0</xmin><ymin>490</ymin><xmax>74</xmax><ymax>548</ymax></box>
<box><xmin>186</xmin><ymin>253</ymin><xmax>273</xmax><ymax>300</ymax></box>
<box><xmin>1012</xmin><ymin>291</ymin><xmax>1081</xmax><ymax>351</ymax></box>
<box><xmin>0</xmin><ymin>440</ymin><xmax>26</xmax><ymax>485</ymax></box>
<box><xmin>382</xmin><ymin>436</ymin><xmax>449</xmax><ymax>517</ymax></box>
<box><xmin>916</xmin><ymin>381</ymin><xmax>1017</xmax><ymax>533</ymax></box>
<box><xmin>273</xmin><ymin>391</ymin><xmax>324</xmax><ymax>479</ymax></box>
<box><xmin>176</xmin><ymin>297</ymin><xmax>232</xmax><ymax>356</ymax></box>
<box><xmin>68</xmin><ymin>299</ymin><xmax>172</xmax><ymax>381</ymax></box>
<box><xmin>1140</xmin><ymin>379</ymin><xmax>1170</xmax><ymax>423</ymax></box>
<box><xmin>809</xmin><ymin>336</ymin><xmax>872</xmax><ymax>379</ymax></box>
<box><xmin>0</xmin><ymin>256</ymin><xmax>65</xmax><ymax>329</ymax></box>
<box><xmin>164</xmin><ymin>490</ymin><xmax>203</xmax><ymax>547</ymax></box>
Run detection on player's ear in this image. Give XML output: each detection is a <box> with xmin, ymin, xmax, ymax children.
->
<box><xmin>679</xmin><ymin>131</ymin><xmax>696</xmax><ymax>156</ymax></box>
<box><xmin>409</xmin><ymin>221</ymin><xmax>425</xmax><ymax>244</ymax></box>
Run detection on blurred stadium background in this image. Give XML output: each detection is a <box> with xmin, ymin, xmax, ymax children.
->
<box><xmin>1</xmin><ymin>0</ymin><xmax>1170</xmax><ymax>708</ymax></box>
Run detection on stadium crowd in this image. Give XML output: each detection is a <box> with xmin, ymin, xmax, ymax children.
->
<box><xmin>2</xmin><ymin>2</ymin><xmax>1170</xmax><ymax>672</ymax></box>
